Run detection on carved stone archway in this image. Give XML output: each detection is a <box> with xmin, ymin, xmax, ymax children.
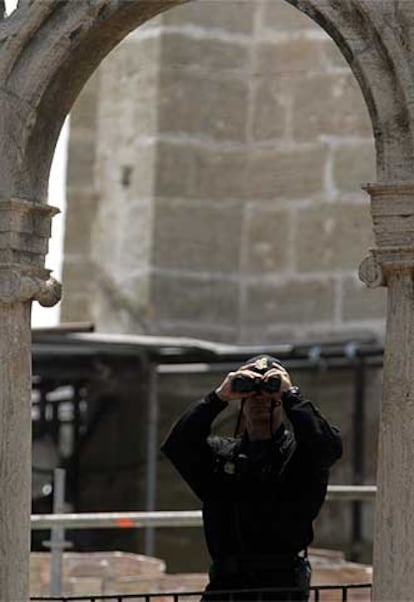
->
<box><xmin>0</xmin><ymin>1</ymin><xmax>414</xmax><ymax>600</ymax></box>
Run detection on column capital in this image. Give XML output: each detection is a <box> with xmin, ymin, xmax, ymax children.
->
<box><xmin>359</xmin><ymin>182</ymin><xmax>414</xmax><ymax>287</ymax></box>
<box><xmin>0</xmin><ymin>198</ymin><xmax>61</xmax><ymax>305</ymax></box>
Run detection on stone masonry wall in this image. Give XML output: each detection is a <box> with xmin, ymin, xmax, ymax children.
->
<box><xmin>62</xmin><ymin>0</ymin><xmax>386</xmax><ymax>344</ymax></box>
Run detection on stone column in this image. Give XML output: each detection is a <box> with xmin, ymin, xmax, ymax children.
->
<box><xmin>0</xmin><ymin>199</ymin><xmax>61</xmax><ymax>602</ymax></box>
<box><xmin>359</xmin><ymin>183</ymin><xmax>414</xmax><ymax>601</ymax></box>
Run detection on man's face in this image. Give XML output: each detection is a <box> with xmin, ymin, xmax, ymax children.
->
<box><xmin>242</xmin><ymin>393</ymin><xmax>281</xmax><ymax>426</ymax></box>
<box><xmin>239</xmin><ymin>361</ymin><xmax>289</xmax><ymax>429</ymax></box>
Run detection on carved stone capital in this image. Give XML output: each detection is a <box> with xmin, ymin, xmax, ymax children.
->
<box><xmin>359</xmin><ymin>252</ymin><xmax>386</xmax><ymax>288</ymax></box>
<box><xmin>0</xmin><ymin>268</ymin><xmax>62</xmax><ymax>306</ymax></box>
<box><xmin>363</xmin><ymin>182</ymin><xmax>414</xmax><ymax>247</ymax></box>
<box><xmin>360</xmin><ymin>183</ymin><xmax>414</xmax><ymax>288</ymax></box>
<box><xmin>0</xmin><ymin>198</ymin><xmax>59</xmax><ymax>265</ymax></box>
<box><xmin>0</xmin><ymin>199</ymin><xmax>61</xmax><ymax>305</ymax></box>
<box><xmin>359</xmin><ymin>246</ymin><xmax>414</xmax><ymax>287</ymax></box>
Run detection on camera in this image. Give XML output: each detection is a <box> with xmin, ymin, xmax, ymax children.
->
<box><xmin>231</xmin><ymin>374</ymin><xmax>281</xmax><ymax>394</ymax></box>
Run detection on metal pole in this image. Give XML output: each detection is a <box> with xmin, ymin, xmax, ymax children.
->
<box><xmin>145</xmin><ymin>364</ymin><xmax>159</xmax><ymax>556</ymax></box>
<box><xmin>72</xmin><ymin>385</ymin><xmax>81</xmax><ymax>510</ymax></box>
<box><xmin>351</xmin><ymin>357</ymin><xmax>366</xmax><ymax>561</ymax></box>
<box><xmin>42</xmin><ymin>468</ymin><xmax>71</xmax><ymax>595</ymax></box>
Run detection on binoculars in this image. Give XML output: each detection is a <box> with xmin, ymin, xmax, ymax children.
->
<box><xmin>231</xmin><ymin>374</ymin><xmax>281</xmax><ymax>395</ymax></box>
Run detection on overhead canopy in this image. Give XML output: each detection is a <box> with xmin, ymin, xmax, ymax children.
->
<box><xmin>32</xmin><ymin>325</ymin><xmax>383</xmax><ymax>378</ymax></box>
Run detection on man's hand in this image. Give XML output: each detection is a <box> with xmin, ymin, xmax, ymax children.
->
<box><xmin>263</xmin><ymin>364</ymin><xmax>292</xmax><ymax>403</ymax></box>
<box><xmin>215</xmin><ymin>365</ymin><xmax>262</xmax><ymax>402</ymax></box>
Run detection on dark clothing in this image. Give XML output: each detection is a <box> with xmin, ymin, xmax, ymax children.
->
<box><xmin>161</xmin><ymin>388</ymin><xmax>342</xmax><ymax>601</ymax></box>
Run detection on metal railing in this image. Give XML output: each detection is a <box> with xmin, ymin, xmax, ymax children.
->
<box><xmin>31</xmin><ymin>485</ymin><xmax>376</xmax><ymax>530</ymax></box>
<box><xmin>30</xmin><ymin>583</ymin><xmax>373</xmax><ymax>601</ymax></box>
<box><xmin>31</xmin><ymin>483</ymin><xmax>375</xmax><ymax>599</ymax></box>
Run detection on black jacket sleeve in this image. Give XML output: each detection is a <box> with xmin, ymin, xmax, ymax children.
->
<box><xmin>161</xmin><ymin>391</ymin><xmax>227</xmax><ymax>500</ymax></box>
<box><xmin>283</xmin><ymin>387</ymin><xmax>343</xmax><ymax>469</ymax></box>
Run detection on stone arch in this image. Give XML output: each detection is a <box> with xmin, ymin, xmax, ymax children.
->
<box><xmin>285</xmin><ymin>0</ymin><xmax>414</xmax><ymax>182</ymax></box>
<box><xmin>4</xmin><ymin>0</ymin><xmax>409</xmax><ymax>202</ymax></box>
<box><xmin>2</xmin><ymin>0</ymin><xmax>412</xmax><ymax>204</ymax></box>
<box><xmin>0</xmin><ymin>0</ymin><xmax>185</xmax><ymax>202</ymax></box>
<box><xmin>1</xmin><ymin>1</ymin><xmax>414</xmax><ymax>601</ymax></box>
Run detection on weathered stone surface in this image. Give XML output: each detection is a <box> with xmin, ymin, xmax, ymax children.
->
<box><xmin>66</xmin><ymin>136</ymin><xmax>97</xmax><ymax>189</ymax></box>
<box><xmin>242</xmin><ymin>207</ymin><xmax>290</xmax><ymax>274</ymax></box>
<box><xmin>155</xmin><ymin>141</ymin><xmax>197</xmax><ymax>199</ymax></box>
<box><xmin>0</xmin><ymin>303</ymin><xmax>32</xmax><ymax>600</ymax></box>
<box><xmin>69</xmin><ymin>72</ymin><xmax>100</xmax><ymax>133</ymax></box>
<box><xmin>118</xmin><ymin>203</ymin><xmax>154</xmax><ymax>270</ymax></box>
<box><xmin>153</xmin><ymin>273</ymin><xmax>239</xmax><ymax>325</ymax></box>
<box><xmin>0</xmin><ymin>202</ymin><xmax>60</xmax><ymax>600</ymax></box>
<box><xmin>292</xmin><ymin>73</ymin><xmax>372</xmax><ymax>141</ymax></box>
<box><xmin>64</xmin><ymin>192</ymin><xmax>99</xmax><ymax>257</ymax></box>
<box><xmin>161</xmin><ymin>0</ymin><xmax>255</xmax><ymax>34</ymax></box>
<box><xmin>333</xmin><ymin>143</ymin><xmax>376</xmax><ymax>194</ymax></box>
<box><xmin>153</xmin><ymin>200</ymin><xmax>242</xmax><ymax>272</ymax></box>
<box><xmin>155</xmin><ymin>142</ymin><xmax>248</xmax><ymax>201</ymax></box>
<box><xmin>244</xmin><ymin>278</ymin><xmax>335</xmax><ymax>325</ymax></box>
<box><xmin>296</xmin><ymin>204</ymin><xmax>374</xmax><ymax>272</ymax></box>
<box><xmin>158</xmin><ymin>70</ymin><xmax>249</xmax><ymax>142</ymax></box>
<box><xmin>342</xmin><ymin>276</ymin><xmax>387</xmax><ymax>322</ymax></box>
<box><xmin>133</xmin><ymin>72</ymin><xmax>162</xmax><ymax>137</ymax></box>
<box><xmin>62</xmin><ymin>260</ymin><xmax>96</xmax><ymax>294</ymax></box>
<box><xmin>357</xmin><ymin>181</ymin><xmax>414</xmax><ymax>600</ymax></box>
<box><xmin>160</xmin><ymin>32</ymin><xmax>249</xmax><ymax>73</ymax></box>
<box><xmin>261</xmin><ymin>0</ymin><xmax>315</xmax><ymax>32</ymax></box>
<box><xmin>254</xmin><ymin>39</ymin><xmax>331</xmax><ymax>77</ymax></box>
<box><xmin>126</xmin><ymin>144</ymin><xmax>157</xmax><ymax>199</ymax></box>
<box><xmin>246</xmin><ymin>145</ymin><xmax>328</xmax><ymax>200</ymax></box>
<box><xmin>372</xmin><ymin>271</ymin><xmax>414</xmax><ymax>601</ymax></box>
<box><xmin>250</xmin><ymin>80</ymin><xmax>289</xmax><ymax>142</ymax></box>
<box><xmin>59</xmin><ymin>291</ymin><xmax>95</xmax><ymax>325</ymax></box>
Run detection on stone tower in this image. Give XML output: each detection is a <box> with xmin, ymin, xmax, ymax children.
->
<box><xmin>62</xmin><ymin>1</ymin><xmax>386</xmax><ymax>343</ymax></box>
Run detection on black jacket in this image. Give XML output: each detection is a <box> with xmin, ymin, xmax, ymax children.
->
<box><xmin>161</xmin><ymin>388</ymin><xmax>342</xmax><ymax>562</ymax></box>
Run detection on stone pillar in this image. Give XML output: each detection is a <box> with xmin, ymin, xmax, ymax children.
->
<box><xmin>0</xmin><ymin>199</ymin><xmax>61</xmax><ymax>601</ymax></box>
<box><xmin>359</xmin><ymin>183</ymin><xmax>414</xmax><ymax>601</ymax></box>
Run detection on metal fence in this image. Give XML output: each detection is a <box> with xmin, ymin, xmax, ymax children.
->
<box><xmin>31</xmin><ymin>482</ymin><xmax>375</xmax><ymax>599</ymax></box>
<box><xmin>30</xmin><ymin>582</ymin><xmax>372</xmax><ymax>601</ymax></box>
<box><xmin>31</xmin><ymin>485</ymin><xmax>377</xmax><ymax>530</ymax></box>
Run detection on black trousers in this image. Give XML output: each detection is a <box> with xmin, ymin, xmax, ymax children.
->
<box><xmin>202</xmin><ymin>557</ymin><xmax>311</xmax><ymax>602</ymax></box>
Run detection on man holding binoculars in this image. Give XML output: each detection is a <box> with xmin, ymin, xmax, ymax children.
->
<box><xmin>162</xmin><ymin>355</ymin><xmax>342</xmax><ymax>601</ymax></box>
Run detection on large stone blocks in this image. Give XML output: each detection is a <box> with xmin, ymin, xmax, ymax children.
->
<box><xmin>292</xmin><ymin>73</ymin><xmax>372</xmax><ymax>141</ymax></box>
<box><xmin>246</xmin><ymin>144</ymin><xmax>328</xmax><ymax>200</ymax></box>
<box><xmin>260</xmin><ymin>0</ymin><xmax>315</xmax><ymax>32</ymax></box>
<box><xmin>333</xmin><ymin>143</ymin><xmax>376</xmax><ymax>195</ymax></box>
<box><xmin>158</xmin><ymin>70</ymin><xmax>250</xmax><ymax>142</ymax></box>
<box><xmin>242</xmin><ymin>207</ymin><xmax>290</xmax><ymax>274</ymax></box>
<box><xmin>153</xmin><ymin>200</ymin><xmax>242</xmax><ymax>272</ymax></box>
<box><xmin>255</xmin><ymin>39</ymin><xmax>331</xmax><ymax>78</ymax></box>
<box><xmin>155</xmin><ymin>141</ymin><xmax>248</xmax><ymax>201</ymax></box>
<box><xmin>342</xmin><ymin>276</ymin><xmax>387</xmax><ymax>322</ymax></box>
<box><xmin>152</xmin><ymin>273</ymin><xmax>239</xmax><ymax>326</ymax></box>
<box><xmin>63</xmin><ymin>0</ymin><xmax>384</xmax><ymax>346</ymax></box>
<box><xmin>295</xmin><ymin>204</ymin><xmax>374</xmax><ymax>273</ymax></box>
<box><xmin>64</xmin><ymin>192</ymin><xmax>99</xmax><ymax>258</ymax></box>
<box><xmin>160</xmin><ymin>32</ymin><xmax>249</xmax><ymax>73</ymax></box>
<box><xmin>66</xmin><ymin>135</ymin><xmax>97</xmax><ymax>189</ymax></box>
<box><xmin>244</xmin><ymin>277</ymin><xmax>336</xmax><ymax>326</ymax></box>
<box><xmin>250</xmin><ymin>79</ymin><xmax>289</xmax><ymax>142</ymax></box>
<box><xmin>160</xmin><ymin>0</ymin><xmax>256</xmax><ymax>35</ymax></box>
<box><xmin>118</xmin><ymin>202</ymin><xmax>154</xmax><ymax>270</ymax></box>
